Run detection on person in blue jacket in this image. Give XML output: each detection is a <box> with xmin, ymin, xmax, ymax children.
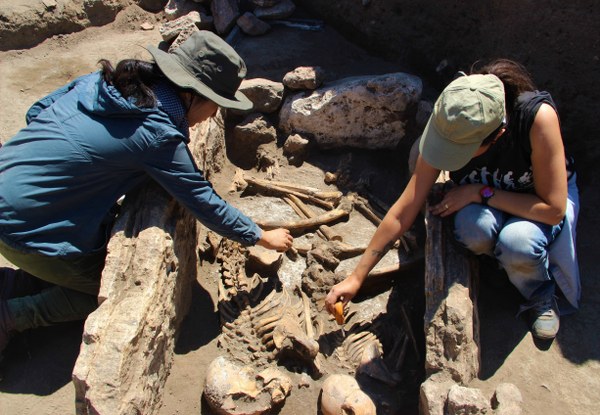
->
<box><xmin>0</xmin><ymin>31</ymin><xmax>293</xmax><ymax>359</ymax></box>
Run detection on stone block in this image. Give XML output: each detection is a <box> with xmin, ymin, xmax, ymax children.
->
<box><xmin>279</xmin><ymin>72</ymin><xmax>422</xmax><ymax>149</ymax></box>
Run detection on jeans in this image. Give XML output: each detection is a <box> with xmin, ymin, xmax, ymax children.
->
<box><xmin>0</xmin><ymin>238</ymin><xmax>103</xmax><ymax>332</ymax></box>
<box><xmin>453</xmin><ymin>204</ymin><xmax>563</xmax><ymax>303</ymax></box>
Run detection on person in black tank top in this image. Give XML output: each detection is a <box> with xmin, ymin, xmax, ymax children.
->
<box><xmin>325</xmin><ymin>59</ymin><xmax>580</xmax><ymax>342</ymax></box>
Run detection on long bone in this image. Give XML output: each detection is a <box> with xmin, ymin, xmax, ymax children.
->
<box><xmin>286</xmin><ymin>194</ymin><xmax>343</xmax><ymax>242</ymax></box>
<box><xmin>300</xmin><ymin>291</ymin><xmax>315</xmax><ymax>339</ymax></box>
<box><xmin>255</xmin><ymin>289</ymin><xmax>293</xmax><ymax>336</ymax></box>
<box><xmin>393</xmin><ymin>335</ymin><xmax>409</xmax><ymax>373</ymax></box>
<box><xmin>255</xmin><ymin>208</ymin><xmax>349</xmax><ymax>232</ymax></box>
<box><xmin>349</xmin><ymin>193</ymin><xmax>415</xmax><ymax>253</ymax></box>
<box><xmin>244</xmin><ymin>175</ymin><xmax>343</xmax><ymax>202</ymax></box>
<box><xmin>243</xmin><ymin>175</ymin><xmax>338</xmax><ymax>210</ymax></box>
<box><xmin>250</xmin><ymin>288</ymin><xmax>279</xmax><ymax>318</ymax></box>
<box><xmin>284</xmin><ymin>196</ymin><xmax>328</xmax><ymax>241</ymax></box>
<box><xmin>295</xmin><ymin>242</ymin><xmax>367</xmax><ymax>257</ymax></box>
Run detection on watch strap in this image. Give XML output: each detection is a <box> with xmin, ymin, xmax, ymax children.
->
<box><xmin>479</xmin><ymin>186</ymin><xmax>495</xmax><ymax>205</ymax></box>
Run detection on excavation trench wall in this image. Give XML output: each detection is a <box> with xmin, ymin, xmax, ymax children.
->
<box><xmin>297</xmin><ymin>0</ymin><xmax>600</xmax><ymax>184</ymax></box>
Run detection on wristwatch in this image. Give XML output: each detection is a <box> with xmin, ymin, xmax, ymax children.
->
<box><xmin>479</xmin><ymin>186</ymin><xmax>495</xmax><ymax>206</ymax></box>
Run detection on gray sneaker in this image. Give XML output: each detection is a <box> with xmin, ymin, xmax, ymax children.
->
<box><xmin>529</xmin><ymin>297</ymin><xmax>560</xmax><ymax>340</ymax></box>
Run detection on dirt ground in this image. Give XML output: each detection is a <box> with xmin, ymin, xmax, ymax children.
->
<box><xmin>0</xmin><ymin>5</ymin><xmax>599</xmax><ymax>415</ymax></box>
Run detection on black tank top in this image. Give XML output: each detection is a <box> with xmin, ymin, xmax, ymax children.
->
<box><xmin>449</xmin><ymin>90</ymin><xmax>574</xmax><ymax>192</ymax></box>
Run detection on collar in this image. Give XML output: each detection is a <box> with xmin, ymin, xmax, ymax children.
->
<box><xmin>152</xmin><ymin>80</ymin><xmax>190</xmax><ymax>142</ymax></box>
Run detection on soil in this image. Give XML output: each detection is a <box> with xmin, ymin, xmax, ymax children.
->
<box><xmin>1</xmin><ymin>4</ymin><xmax>599</xmax><ymax>415</ymax></box>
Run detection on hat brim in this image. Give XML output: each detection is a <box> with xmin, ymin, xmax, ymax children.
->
<box><xmin>147</xmin><ymin>45</ymin><xmax>253</xmax><ymax>111</ymax></box>
<box><xmin>419</xmin><ymin>116</ymin><xmax>482</xmax><ymax>171</ymax></box>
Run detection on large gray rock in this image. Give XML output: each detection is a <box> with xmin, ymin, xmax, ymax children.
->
<box><xmin>447</xmin><ymin>385</ymin><xmax>490</xmax><ymax>415</ymax></box>
<box><xmin>492</xmin><ymin>383</ymin><xmax>523</xmax><ymax>415</ymax></box>
<box><xmin>283</xmin><ymin>66</ymin><xmax>325</xmax><ymax>90</ymax></box>
<box><xmin>278</xmin><ymin>72</ymin><xmax>422</xmax><ymax>149</ymax></box>
<box><xmin>211</xmin><ymin>0</ymin><xmax>240</xmax><ymax>35</ymax></box>
<box><xmin>238</xmin><ymin>78</ymin><xmax>285</xmax><ymax>114</ymax></box>
<box><xmin>254</xmin><ymin>0</ymin><xmax>296</xmax><ymax>20</ymax></box>
<box><xmin>420</xmin><ymin>377</ymin><xmax>455</xmax><ymax>415</ymax></box>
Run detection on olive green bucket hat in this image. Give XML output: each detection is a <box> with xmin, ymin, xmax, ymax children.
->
<box><xmin>146</xmin><ymin>30</ymin><xmax>253</xmax><ymax>111</ymax></box>
<box><xmin>419</xmin><ymin>73</ymin><xmax>505</xmax><ymax>171</ymax></box>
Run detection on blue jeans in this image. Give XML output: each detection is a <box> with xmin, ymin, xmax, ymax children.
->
<box><xmin>453</xmin><ymin>204</ymin><xmax>563</xmax><ymax>302</ymax></box>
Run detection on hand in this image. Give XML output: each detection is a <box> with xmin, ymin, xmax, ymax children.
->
<box><xmin>256</xmin><ymin>228</ymin><xmax>293</xmax><ymax>252</ymax></box>
<box><xmin>324</xmin><ymin>274</ymin><xmax>363</xmax><ymax>315</ymax></box>
<box><xmin>429</xmin><ymin>184</ymin><xmax>482</xmax><ymax>217</ymax></box>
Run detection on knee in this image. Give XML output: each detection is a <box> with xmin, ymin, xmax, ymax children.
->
<box><xmin>453</xmin><ymin>206</ymin><xmax>497</xmax><ymax>255</ymax></box>
<box><xmin>495</xmin><ymin>230</ymin><xmax>547</xmax><ymax>270</ymax></box>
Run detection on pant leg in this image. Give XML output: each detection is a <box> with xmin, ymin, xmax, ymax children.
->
<box><xmin>494</xmin><ymin>217</ymin><xmax>562</xmax><ymax>301</ymax></box>
<box><xmin>454</xmin><ymin>203</ymin><xmax>562</xmax><ymax>301</ymax></box>
<box><xmin>453</xmin><ymin>203</ymin><xmax>505</xmax><ymax>257</ymax></box>
<box><xmin>0</xmin><ymin>239</ymin><xmax>105</xmax><ymax>331</ymax></box>
<box><xmin>8</xmin><ymin>286</ymin><xmax>99</xmax><ymax>331</ymax></box>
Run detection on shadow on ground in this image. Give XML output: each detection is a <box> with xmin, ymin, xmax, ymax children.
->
<box><xmin>0</xmin><ymin>322</ymin><xmax>83</xmax><ymax>395</ymax></box>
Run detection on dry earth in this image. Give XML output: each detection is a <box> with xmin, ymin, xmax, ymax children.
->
<box><xmin>0</xmin><ymin>4</ymin><xmax>599</xmax><ymax>415</ymax></box>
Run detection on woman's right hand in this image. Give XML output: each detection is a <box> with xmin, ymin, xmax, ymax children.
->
<box><xmin>325</xmin><ymin>273</ymin><xmax>363</xmax><ymax>315</ymax></box>
<box><xmin>256</xmin><ymin>228</ymin><xmax>293</xmax><ymax>252</ymax></box>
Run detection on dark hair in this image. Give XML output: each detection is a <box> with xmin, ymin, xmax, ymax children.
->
<box><xmin>472</xmin><ymin>59</ymin><xmax>536</xmax><ymax>115</ymax></box>
<box><xmin>98</xmin><ymin>59</ymin><xmax>163</xmax><ymax>108</ymax></box>
<box><xmin>480</xmin><ymin>119</ymin><xmax>506</xmax><ymax>147</ymax></box>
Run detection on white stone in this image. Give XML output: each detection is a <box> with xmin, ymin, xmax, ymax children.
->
<box><xmin>279</xmin><ymin>72</ymin><xmax>422</xmax><ymax>149</ymax></box>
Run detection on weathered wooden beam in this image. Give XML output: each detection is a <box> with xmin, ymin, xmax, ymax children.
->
<box><xmin>423</xmin><ymin>182</ymin><xmax>480</xmax><ymax>384</ymax></box>
<box><xmin>72</xmin><ymin>116</ymin><xmax>223</xmax><ymax>415</ymax></box>
<box><xmin>72</xmin><ymin>182</ymin><xmax>197</xmax><ymax>415</ymax></box>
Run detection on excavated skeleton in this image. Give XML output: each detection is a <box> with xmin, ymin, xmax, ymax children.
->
<box><xmin>216</xmin><ymin>239</ymin><xmax>321</xmax><ymax>373</ymax></box>
<box><xmin>204</xmin><ymin>178</ymin><xmax>425</xmax><ymax>414</ymax></box>
<box><xmin>214</xmin><ymin>238</ymin><xmax>413</xmax><ymax>383</ymax></box>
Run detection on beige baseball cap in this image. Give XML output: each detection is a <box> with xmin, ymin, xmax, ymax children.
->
<box><xmin>419</xmin><ymin>74</ymin><xmax>505</xmax><ymax>171</ymax></box>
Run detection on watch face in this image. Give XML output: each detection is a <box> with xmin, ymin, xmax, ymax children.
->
<box><xmin>481</xmin><ymin>187</ymin><xmax>494</xmax><ymax>197</ymax></box>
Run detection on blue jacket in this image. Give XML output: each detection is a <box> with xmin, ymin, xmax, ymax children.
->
<box><xmin>0</xmin><ymin>72</ymin><xmax>261</xmax><ymax>256</ymax></box>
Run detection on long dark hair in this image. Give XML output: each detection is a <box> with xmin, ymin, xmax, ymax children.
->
<box><xmin>98</xmin><ymin>59</ymin><xmax>163</xmax><ymax>108</ymax></box>
<box><xmin>472</xmin><ymin>59</ymin><xmax>537</xmax><ymax>115</ymax></box>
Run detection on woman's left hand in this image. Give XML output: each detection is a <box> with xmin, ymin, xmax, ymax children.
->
<box><xmin>256</xmin><ymin>228</ymin><xmax>293</xmax><ymax>252</ymax></box>
<box><xmin>430</xmin><ymin>184</ymin><xmax>483</xmax><ymax>217</ymax></box>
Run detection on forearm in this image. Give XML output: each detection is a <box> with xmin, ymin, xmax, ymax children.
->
<box><xmin>350</xmin><ymin>210</ymin><xmax>408</xmax><ymax>283</ymax></box>
<box><xmin>345</xmin><ymin>156</ymin><xmax>439</xmax><ymax>289</ymax></box>
<box><xmin>435</xmin><ymin>182</ymin><xmax>566</xmax><ymax>226</ymax></box>
<box><xmin>484</xmin><ymin>187</ymin><xmax>565</xmax><ymax>225</ymax></box>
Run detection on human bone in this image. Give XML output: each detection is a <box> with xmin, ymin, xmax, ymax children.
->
<box><xmin>203</xmin><ymin>356</ymin><xmax>292</xmax><ymax>415</ymax></box>
<box><xmin>320</xmin><ymin>374</ymin><xmax>376</xmax><ymax>415</ymax></box>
